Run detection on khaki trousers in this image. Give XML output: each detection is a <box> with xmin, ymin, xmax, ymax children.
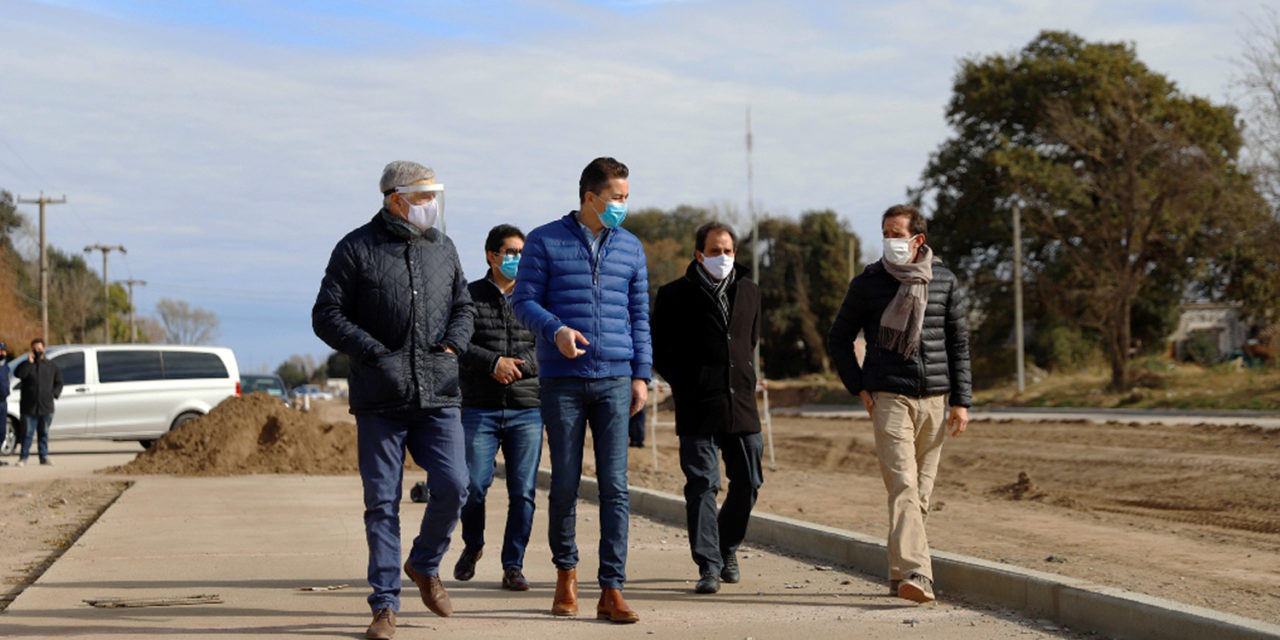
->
<box><xmin>871</xmin><ymin>392</ymin><xmax>947</xmax><ymax>582</ymax></box>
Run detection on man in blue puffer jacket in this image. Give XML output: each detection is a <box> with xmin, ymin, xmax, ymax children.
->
<box><xmin>513</xmin><ymin>156</ymin><xmax>651</xmax><ymax>624</ymax></box>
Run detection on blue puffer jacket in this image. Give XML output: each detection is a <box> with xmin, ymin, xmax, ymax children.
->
<box><xmin>513</xmin><ymin>212</ymin><xmax>652</xmax><ymax>380</ymax></box>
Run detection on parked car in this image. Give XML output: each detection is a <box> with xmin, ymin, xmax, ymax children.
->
<box><xmin>1</xmin><ymin>344</ymin><xmax>241</xmax><ymax>454</ymax></box>
<box><xmin>241</xmin><ymin>373</ymin><xmax>290</xmax><ymax>407</ymax></box>
<box><xmin>290</xmin><ymin>384</ymin><xmax>334</xmax><ymax>403</ymax></box>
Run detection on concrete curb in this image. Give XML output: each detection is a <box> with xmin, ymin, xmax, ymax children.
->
<box><xmin>536</xmin><ymin>468</ymin><xmax>1280</xmax><ymax>640</ymax></box>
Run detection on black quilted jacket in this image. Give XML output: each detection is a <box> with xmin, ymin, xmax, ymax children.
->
<box><xmin>313</xmin><ymin>211</ymin><xmax>475</xmax><ymax>414</ymax></box>
<box><xmin>827</xmin><ymin>259</ymin><xmax>972</xmax><ymax>407</ymax></box>
<box><xmin>459</xmin><ymin>272</ymin><xmax>539</xmax><ymax>409</ymax></box>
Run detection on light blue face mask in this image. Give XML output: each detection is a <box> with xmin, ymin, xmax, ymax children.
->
<box><xmin>600</xmin><ymin>201</ymin><xmax>628</xmax><ymax>229</ymax></box>
<box><xmin>499</xmin><ymin>254</ymin><xmax>520</xmax><ymax>279</ymax></box>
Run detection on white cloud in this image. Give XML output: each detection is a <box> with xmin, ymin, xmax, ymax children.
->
<box><xmin>0</xmin><ymin>0</ymin><xmax>1264</xmax><ymax>368</ymax></box>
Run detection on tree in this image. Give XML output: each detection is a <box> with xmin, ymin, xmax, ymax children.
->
<box><xmin>917</xmin><ymin>31</ymin><xmax>1265</xmax><ymax>389</ymax></box>
<box><xmin>275</xmin><ymin>354</ymin><xmax>317</xmax><ymax>389</ymax></box>
<box><xmin>325</xmin><ymin>350</ymin><xmax>350</xmax><ymax>379</ymax></box>
<box><xmin>1236</xmin><ymin>8</ymin><xmax>1280</xmax><ymax>209</ymax></box>
<box><xmin>156</xmin><ymin>298</ymin><xmax>220</xmax><ymax>345</ymax></box>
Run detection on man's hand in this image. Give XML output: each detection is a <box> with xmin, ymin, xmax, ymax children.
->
<box><xmin>442</xmin><ymin>345</ymin><xmax>456</xmax><ymax>355</ymax></box>
<box><xmin>858</xmin><ymin>390</ymin><xmax>875</xmax><ymax>419</ymax></box>
<box><xmin>491</xmin><ymin>357</ymin><xmax>525</xmax><ymax>385</ymax></box>
<box><xmin>630</xmin><ymin>379</ymin><xmax>648</xmax><ymax>417</ymax></box>
<box><xmin>555</xmin><ymin>326</ymin><xmax>589</xmax><ymax>359</ymax></box>
<box><xmin>949</xmin><ymin>406</ymin><xmax>969</xmax><ymax>436</ymax></box>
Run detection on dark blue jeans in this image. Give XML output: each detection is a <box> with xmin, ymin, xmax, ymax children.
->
<box><xmin>541</xmin><ymin>376</ymin><xmax>631</xmax><ymax>589</ymax></box>
<box><xmin>20</xmin><ymin>413</ymin><xmax>53</xmax><ymax>462</ymax></box>
<box><xmin>679</xmin><ymin>431</ymin><xmax>764</xmax><ymax>574</ymax></box>
<box><xmin>356</xmin><ymin>407</ymin><xmax>468</xmax><ymax>613</ymax></box>
<box><xmin>459</xmin><ymin>407</ymin><xmax>543</xmax><ymax>570</ymax></box>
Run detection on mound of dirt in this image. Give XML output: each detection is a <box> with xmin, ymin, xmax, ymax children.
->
<box><xmin>105</xmin><ymin>393</ymin><xmax>358</xmax><ymax>476</ymax></box>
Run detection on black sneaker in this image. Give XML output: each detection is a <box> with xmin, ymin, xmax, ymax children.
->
<box><xmin>695</xmin><ymin>571</ymin><xmax>720</xmax><ymax>594</ymax></box>
<box><xmin>452</xmin><ymin>547</ymin><xmax>482</xmax><ymax>582</ymax></box>
<box><xmin>720</xmin><ymin>551</ymin><xmax>740</xmax><ymax>584</ymax></box>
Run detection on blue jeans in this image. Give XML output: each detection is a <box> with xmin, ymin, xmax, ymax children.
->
<box><xmin>356</xmin><ymin>407</ymin><xmax>468</xmax><ymax>614</ymax></box>
<box><xmin>459</xmin><ymin>407</ymin><xmax>543</xmax><ymax>570</ymax></box>
<box><xmin>541</xmin><ymin>376</ymin><xmax>631</xmax><ymax>589</ymax></box>
<box><xmin>20</xmin><ymin>413</ymin><xmax>52</xmax><ymax>462</ymax></box>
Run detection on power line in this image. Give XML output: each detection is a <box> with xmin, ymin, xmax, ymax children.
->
<box><xmin>17</xmin><ymin>192</ymin><xmax>66</xmax><ymax>340</ymax></box>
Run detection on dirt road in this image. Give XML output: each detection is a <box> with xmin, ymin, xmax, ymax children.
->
<box><xmin>609</xmin><ymin>411</ymin><xmax>1280</xmax><ymax>624</ymax></box>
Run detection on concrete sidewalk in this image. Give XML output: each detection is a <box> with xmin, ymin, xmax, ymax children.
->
<box><xmin>0</xmin><ymin>474</ymin><xmax>1082</xmax><ymax>639</ymax></box>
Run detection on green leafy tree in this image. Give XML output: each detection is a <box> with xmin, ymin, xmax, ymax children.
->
<box><xmin>917</xmin><ymin>30</ymin><xmax>1266</xmax><ymax>389</ymax></box>
<box><xmin>325</xmin><ymin>350</ymin><xmax>350</xmax><ymax>379</ymax></box>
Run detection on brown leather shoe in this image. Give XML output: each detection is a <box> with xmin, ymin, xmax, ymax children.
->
<box><xmin>403</xmin><ymin>560</ymin><xmax>453</xmax><ymax>617</ymax></box>
<box><xmin>365</xmin><ymin>607</ymin><xmax>395</xmax><ymax>640</ymax></box>
<box><xmin>551</xmin><ymin>568</ymin><xmax>578</xmax><ymax>616</ymax></box>
<box><xmin>502</xmin><ymin>567</ymin><xmax>531</xmax><ymax>591</ymax></box>
<box><xmin>596</xmin><ymin>588</ymin><xmax>639</xmax><ymax>624</ymax></box>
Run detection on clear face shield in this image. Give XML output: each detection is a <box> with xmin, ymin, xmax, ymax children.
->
<box><xmin>394</xmin><ymin>183</ymin><xmax>446</xmax><ymax>233</ymax></box>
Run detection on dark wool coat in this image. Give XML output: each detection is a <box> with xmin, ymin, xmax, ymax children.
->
<box><xmin>827</xmin><ymin>259</ymin><xmax>972</xmax><ymax>407</ymax></box>
<box><xmin>313</xmin><ymin>211</ymin><xmax>475</xmax><ymax>414</ymax></box>
<box><xmin>14</xmin><ymin>357</ymin><xmax>62</xmax><ymax>417</ymax></box>
<box><xmin>459</xmin><ymin>272</ymin><xmax>540</xmax><ymax>409</ymax></box>
<box><xmin>652</xmin><ymin>261</ymin><xmax>761</xmax><ymax>436</ymax></box>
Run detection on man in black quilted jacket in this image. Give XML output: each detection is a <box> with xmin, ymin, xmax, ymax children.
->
<box><xmin>450</xmin><ymin>224</ymin><xmax>542</xmax><ymax>592</ymax></box>
<box><xmin>827</xmin><ymin>204</ymin><xmax>972</xmax><ymax>606</ymax></box>
<box><xmin>313</xmin><ymin>160</ymin><xmax>475</xmax><ymax>640</ymax></box>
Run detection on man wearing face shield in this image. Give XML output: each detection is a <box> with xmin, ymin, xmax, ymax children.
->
<box><xmin>313</xmin><ymin>160</ymin><xmax>475</xmax><ymax>640</ymax></box>
<box><xmin>512</xmin><ymin>157</ymin><xmax>651</xmax><ymax>623</ymax></box>
<box><xmin>651</xmin><ymin>222</ymin><xmax>764</xmax><ymax>595</ymax></box>
<box><xmin>827</xmin><ymin>204</ymin><xmax>971</xmax><ymax>605</ymax></box>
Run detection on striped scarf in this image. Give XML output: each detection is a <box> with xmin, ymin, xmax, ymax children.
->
<box><xmin>695</xmin><ymin>262</ymin><xmax>734</xmax><ymax>325</ymax></box>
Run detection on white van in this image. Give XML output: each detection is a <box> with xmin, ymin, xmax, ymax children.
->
<box><xmin>2</xmin><ymin>344</ymin><xmax>240</xmax><ymax>453</ymax></box>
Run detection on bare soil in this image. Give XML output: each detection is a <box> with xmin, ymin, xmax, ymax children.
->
<box><xmin>0</xmin><ymin>478</ymin><xmax>128</xmax><ymax>611</ymax></box>
<box><xmin>607</xmin><ymin>412</ymin><xmax>1280</xmax><ymax>624</ymax></box>
<box><xmin>105</xmin><ymin>392</ymin><xmax>358</xmax><ymax>476</ymax></box>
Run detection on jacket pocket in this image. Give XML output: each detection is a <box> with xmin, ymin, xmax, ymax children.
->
<box><xmin>354</xmin><ymin>348</ymin><xmax>411</xmax><ymax>407</ymax></box>
<box><xmin>429</xmin><ymin>351</ymin><xmax>461</xmax><ymax>401</ymax></box>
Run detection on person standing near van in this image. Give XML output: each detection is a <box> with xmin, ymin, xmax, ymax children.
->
<box><xmin>313</xmin><ymin>160</ymin><xmax>475</xmax><ymax>640</ymax></box>
<box><xmin>452</xmin><ymin>224</ymin><xmax>541</xmax><ymax>591</ymax></box>
<box><xmin>14</xmin><ymin>338</ymin><xmax>62</xmax><ymax>467</ymax></box>
<box><xmin>0</xmin><ymin>342</ymin><xmax>11</xmax><ymax>456</ymax></box>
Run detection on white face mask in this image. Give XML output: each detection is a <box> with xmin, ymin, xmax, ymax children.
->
<box><xmin>403</xmin><ymin>196</ymin><xmax>438</xmax><ymax>231</ymax></box>
<box><xmin>882</xmin><ymin>235</ymin><xmax>918</xmax><ymax>265</ymax></box>
<box><xmin>700</xmin><ymin>253</ymin><xmax>734</xmax><ymax>280</ymax></box>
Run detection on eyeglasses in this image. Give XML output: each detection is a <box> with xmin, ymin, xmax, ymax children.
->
<box><xmin>492</xmin><ymin>249</ymin><xmax>522</xmax><ymax>258</ymax></box>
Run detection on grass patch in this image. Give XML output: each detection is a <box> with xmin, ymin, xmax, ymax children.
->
<box><xmin>974</xmin><ymin>362</ymin><xmax>1280</xmax><ymax>411</ymax></box>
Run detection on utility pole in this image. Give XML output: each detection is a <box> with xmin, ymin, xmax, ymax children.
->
<box><xmin>746</xmin><ymin>106</ymin><xmax>760</xmax><ymax>380</ymax></box>
<box><xmin>16</xmin><ymin>193</ymin><xmax>66</xmax><ymax>340</ymax></box>
<box><xmin>84</xmin><ymin>244</ymin><xmax>127</xmax><ymax>344</ymax></box>
<box><xmin>1013</xmin><ymin>204</ymin><xmax>1025</xmax><ymax>393</ymax></box>
<box><xmin>120</xmin><ymin>279</ymin><xmax>147</xmax><ymax>343</ymax></box>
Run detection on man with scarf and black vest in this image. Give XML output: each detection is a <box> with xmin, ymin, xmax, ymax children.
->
<box><xmin>827</xmin><ymin>204</ymin><xmax>971</xmax><ymax>605</ymax></box>
<box><xmin>652</xmin><ymin>221</ymin><xmax>763</xmax><ymax>595</ymax></box>
<box><xmin>313</xmin><ymin>160</ymin><xmax>475</xmax><ymax>640</ymax></box>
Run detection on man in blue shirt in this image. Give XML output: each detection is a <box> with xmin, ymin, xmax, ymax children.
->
<box><xmin>513</xmin><ymin>157</ymin><xmax>651</xmax><ymax>624</ymax></box>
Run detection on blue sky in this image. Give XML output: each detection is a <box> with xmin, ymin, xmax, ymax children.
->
<box><xmin>0</xmin><ymin>0</ymin><xmax>1267</xmax><ymax>374</ymax></box>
